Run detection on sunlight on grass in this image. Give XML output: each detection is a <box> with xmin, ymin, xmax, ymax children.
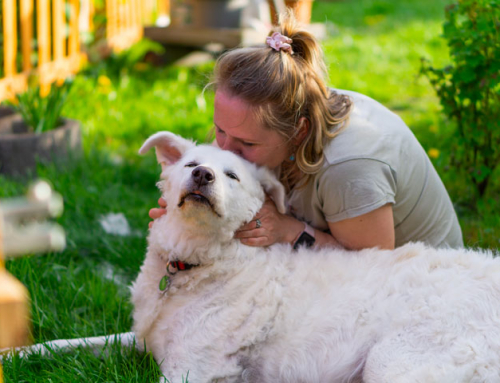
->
<box><xmin>65</xmin><ymin>66</ymin><xmax>214</xmax><ymax>158</ymax></box>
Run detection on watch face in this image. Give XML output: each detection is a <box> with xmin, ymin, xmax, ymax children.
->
<box><xmin>293</xmin><ymin>232</ymin><xmax>316</xmax><ymax>250</ymax></box>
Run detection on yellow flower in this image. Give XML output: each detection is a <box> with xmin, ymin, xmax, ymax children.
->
<box><xmin>97</xmin><ymin>75</ymin><xmax>112</xmax><ymax>95</ymax></box>
<box><xmin>98</xmin><ymin>75</ymin><xmax>112</xmax><ymax>87</ymax></box>
<box><xmin>428</xmin><ymin>148</ymin><xmax>440</xmax><ymax>159</ymax></box>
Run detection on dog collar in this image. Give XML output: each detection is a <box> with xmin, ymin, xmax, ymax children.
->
<box><xmin>159</xmin><ymin>261</ymin><xmax>197</xmax><ymax>291</ymax></box>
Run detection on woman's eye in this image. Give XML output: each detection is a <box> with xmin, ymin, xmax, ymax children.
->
<box><xmin>242</xmin><ymin>142</ymin><xmax>254</xmax><ymax>147</ymax></box>
<box><xmin>185</xmin><ymin>162</ymin><xmax>198</xmax><ymax>167</ymax></box>
<box><xmin>225</xmin><ymin>172</ymin><xmax>240</xmax><ymax>181</ymax></box>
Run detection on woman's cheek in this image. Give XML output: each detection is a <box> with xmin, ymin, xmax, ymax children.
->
<box><xmin>242</xmin><ymin>148</ymin><xmax>260</xmax><ymax>165</ymax></box>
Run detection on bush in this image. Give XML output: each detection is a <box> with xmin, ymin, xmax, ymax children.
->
<box><xmin>420</xmin><ymin>0</ymin><xmax>500</xmax><ymax>198</ymax></box>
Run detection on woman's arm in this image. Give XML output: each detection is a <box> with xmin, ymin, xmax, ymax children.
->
<box><xmin>152</xmin><ymin>197</ymin><xmax>395</xmax><ymax>250</ymax></box>
<box><xmin>235</xmin><ymin>200</ymin><xmax>395</xmax><ymax>250</ymax></box>
<box><xmin>325</xmin><ymin>203</ymin><xmax>395</xmax><ymax>250</ymax></box>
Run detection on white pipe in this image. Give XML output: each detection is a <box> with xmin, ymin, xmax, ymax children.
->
<box><xmin>0</xmin><ymin>332</ymin><xmax>136</xmax><ymax>360</ymax></box>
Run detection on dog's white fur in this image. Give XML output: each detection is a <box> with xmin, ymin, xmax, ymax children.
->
<box><xmin>132</xmin><ymin>132</ymin><xmax>500</xmax><ymax>383</ymax></box>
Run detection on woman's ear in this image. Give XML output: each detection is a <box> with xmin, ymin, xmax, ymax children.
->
<box><xmin>294</xmin><ymin>117</ymin><xmax>310</xmax><ymax>146</ymax></box>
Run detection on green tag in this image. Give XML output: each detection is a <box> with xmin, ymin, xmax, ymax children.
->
<box><xmin>159</xmin><ymin>275</ymin><xmax>169</xmax><ymax>291</ymax></box>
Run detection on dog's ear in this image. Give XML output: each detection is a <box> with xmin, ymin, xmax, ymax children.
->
<box><xmin>139</xmin><ymin>132</ymin><xmax>196</xmax><ymax>171</ymax></box>
<box><xmin>256</xmin><ymin>168</ymin><xmax>287</xmax><ymax>214</ymax></box>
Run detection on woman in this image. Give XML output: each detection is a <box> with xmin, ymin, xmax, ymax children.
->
<box><xmin>150</xmin><ymin>11</ymin><xmax>463</xmax><ymax>251</ymax></box>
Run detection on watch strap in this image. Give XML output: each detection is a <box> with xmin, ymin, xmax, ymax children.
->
<box><xmin>293</xmin><ymin>222</ymin><xmax>316</xmax><ymax>250</ymax></box>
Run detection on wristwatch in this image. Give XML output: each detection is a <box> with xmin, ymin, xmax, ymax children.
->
<box><xmin>293</xmin><ymin>222</ymin><xmax>316</xmax><ymax>250</ymax></box>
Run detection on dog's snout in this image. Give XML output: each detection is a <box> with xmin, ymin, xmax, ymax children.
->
<box><xmin>192</xmin><ymin>166</ymin><xmax>215</xmax><ymax>186</ymax></box>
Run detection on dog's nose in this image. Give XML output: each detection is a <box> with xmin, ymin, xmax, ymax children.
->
<box><xmin>192</xmin><ymin>166</ymin><xmax>215</xmax><ymax>186</ymax></box>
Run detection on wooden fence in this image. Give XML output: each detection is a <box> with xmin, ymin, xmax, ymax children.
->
<box><xmin>0</xmin><ymin>0</ymin><xmax>164</xmax><ymax>103</ymax></box>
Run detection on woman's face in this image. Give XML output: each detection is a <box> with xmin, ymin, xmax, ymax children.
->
<box><xmin>214</xmin><ymin>89</ymin><xmax>291</xmax><ymax>169</ymax></box>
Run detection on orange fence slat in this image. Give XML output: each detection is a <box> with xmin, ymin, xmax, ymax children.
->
<box><xmin>158</xmin><ymin>0</ymin><xmax>169</xmax><ymax>19</ymax></box>
<box><xmin>37</xmin><ymin>0</ymin><xmax>51</xmax><ymax>66</ymax></box>
<box><xmin>89</xmin><ymin>0</ymin><xmax>95</xmax><ymax>31</ymax></box>
<box><xmin>37</xmin><ymin>0</ymin><xmax>51</xmax><ymax>95</ymax></box>
<box><xmin>138</xmin><ymin>0</ymin><xmax>145</xmax><ymax>27</ymax></box>
<box><xmin>20</xmin><ymin>0</ymin><xmax>34</xmax><ymax>72</ymax></box>
<box><xmin>3</xmin><ymin>0</ymin><xmax>18</xmax><ymax>77</ymax></box>
<box><xmin>53</xmin><ymin>0</ymin><xmax>66</xmax><ymax>60</ymax></box>
<box><xmin>68</xmin><ymin>0</ymin><xmax>81</xmax><ymax>57</ymax></box>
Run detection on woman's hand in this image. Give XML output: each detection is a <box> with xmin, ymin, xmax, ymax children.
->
<box><xmin>149</xmin><ymin>197</ymin><xmax>167</xmax><ymax>228</ymax></box>
<box><xmin>235</xmin><ymin>195</ymin><xmax>304</xmax><ymax>247</ymax></box>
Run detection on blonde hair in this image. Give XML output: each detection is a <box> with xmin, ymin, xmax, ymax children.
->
<box><xmin>210</xmin><ymin>10</ymin><xmax>352</xmax><ymax>189</ymax></box>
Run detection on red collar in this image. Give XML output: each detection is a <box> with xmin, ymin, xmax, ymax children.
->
<box><xmin>159</xmin><ymin>261</ymin><xmax>198</xmax><ymax>292</ymax></box>
<box><xmin>168</xmin><ymin>261</ymin><xmax>196</xmax><ymax>272</ymax></box>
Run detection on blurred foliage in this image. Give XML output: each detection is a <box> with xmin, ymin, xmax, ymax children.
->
<box><xmin>84</xmin><ymin>39</ymin><xmax>167</xmax><ymax>81</ymax></box>
<box><xmin>4</xmin><ymin>79</ymin><xmax>74</xmax><ymax>133</ymax></box>
<box><xmin>421</xmin><ymin>0</ymin><xmax>500</xmax><ymax>198</ymax></box>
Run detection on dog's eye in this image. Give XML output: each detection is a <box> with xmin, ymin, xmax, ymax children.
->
<box><xmin>225</xmin><ymin>172</ymin><xmax>240</xmax><ymax>181</ymax></box>
<box><xmin>185</xmin><ymin>162</ymin><xmax>198</xmax><ymax>168</ymax></box>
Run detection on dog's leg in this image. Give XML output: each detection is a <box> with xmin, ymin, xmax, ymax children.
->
<box><xmin>363</xmin><ymin>331</ymin><xmax>493</xmax><ymax>383</ymax></box>
<box><xmin>158</xmin><ymin>355</ymin><xmax>243</xmax><ymax>383</ymax></box>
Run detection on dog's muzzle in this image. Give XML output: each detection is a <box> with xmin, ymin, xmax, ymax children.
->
<box><xmin>177</xmin><ymin>166</ymin><xmax>221</xmax><ymax>217</ymax></box>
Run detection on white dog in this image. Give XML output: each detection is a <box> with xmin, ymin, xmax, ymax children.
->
<box><xmin>131</xmin><ymin>132</ymin><xmax>500</xmax><ymax>383</ymax></box>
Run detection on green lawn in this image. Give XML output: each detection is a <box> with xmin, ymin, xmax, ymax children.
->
<box><xmin>1</xmin><ymin>0</ymin><xmax>499</xmax><ymax>381</ymax></box>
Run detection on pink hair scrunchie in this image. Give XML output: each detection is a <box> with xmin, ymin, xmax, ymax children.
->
<box><xmin>266</xmin><ymin>32</ymin><xmax>294</xmax><ymax>54</ymax></box>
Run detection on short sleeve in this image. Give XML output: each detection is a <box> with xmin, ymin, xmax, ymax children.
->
<box><xmin>318</xmin><ymin>159</ymin><xmax>397</xmax><ymax>223</ymax></box>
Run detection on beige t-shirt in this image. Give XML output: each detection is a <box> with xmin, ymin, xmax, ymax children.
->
<box><xmin>287</xmin><ymin>89</ymin><xmax>463</xmax><ymax>248</ymax></box>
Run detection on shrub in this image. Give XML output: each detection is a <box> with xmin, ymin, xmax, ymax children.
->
<box><xmin>420</xmin><ymin>0</ymin><xmax>500</xmax><ymax>198</ymax></box>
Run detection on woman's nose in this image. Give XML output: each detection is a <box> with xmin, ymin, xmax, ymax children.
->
<box><xmin>221</xmin><ymin>139</ymin><xmax>241</xmax><ymax>156</ymax></box>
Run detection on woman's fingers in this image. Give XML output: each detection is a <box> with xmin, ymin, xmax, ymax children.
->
<box><xmin>149</xmin><ymin>207</ymin><xmax>167</xmax><ymax>220</ymax></box>
<box><xmin>237</xmin><ymin>218</ymin><xmax>263</xmax><ymax>232</ymax></box>
<box><xmin>239</xmin><ymin>236</ymin><xmax>271</xmax><ymax>247</ymax></box>
<box><xmin>149</xmin><ymin>198</ymin><xmax>168</xmax><ymax>229</ymax></box>
<box><xmin>235</xmin><ymin>227</ymin><xmax>264</xmax><ymax>239</ymax></box>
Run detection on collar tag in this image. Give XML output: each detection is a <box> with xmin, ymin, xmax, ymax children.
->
<box><xmin>159</xmin><ymin>274</ymin><xmax>170</xmax><ymax>291</ymax></box>
<box><xmin>159</xmin><ymin>261</ymin><xmax>198</xmax><ymax>292</ymax></box>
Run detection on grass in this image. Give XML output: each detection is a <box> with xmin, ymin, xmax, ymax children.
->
<box><xmin>1</xmin><ymin>0</ymin><xmax>499</xmax><ymax>380</ymax></box>
<box><xmin>4</xmin><ymin>339</ymin><xmax>162</xmax><ymax>382</ymax></box>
